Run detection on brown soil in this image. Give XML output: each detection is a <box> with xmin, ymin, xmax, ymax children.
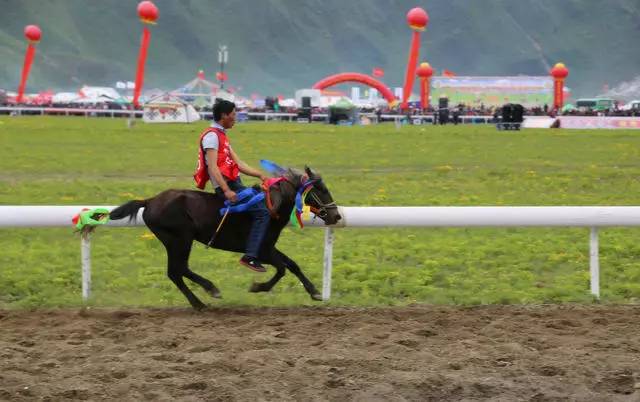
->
<box><xmin>1</xmin><ymin>305</ymin><xmax>639</xmax><ymax>401</ymax></box>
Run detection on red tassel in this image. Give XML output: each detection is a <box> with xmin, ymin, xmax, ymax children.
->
<box><xmin>133</xmin><ymin>26</ymin><xmax>151</xmax><ymax>108</ymax></box>
<box><xmin>17</xmin><ymin>43</ymin><xmax>36</xmax><ymax>103</ymax></box>
<box><xmin>401</xmin><ymin>31</ymin><xmax>421</xmax><ymax>110</ymax></box>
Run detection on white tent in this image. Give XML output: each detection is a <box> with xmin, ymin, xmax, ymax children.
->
<box><xmin>171</xmin><ymin>71</ymin><xmax>221</xmax><ymax>107</ymax></box>
<box><xmin>279</xmin><ymin>98</ymin><xmax>297</xmax><ymax>108</ymax></box>
<box><xmin>52</xmin><ymin>92</ymin><xmax>80</xmax><ymax>103</ymax></box>
<box><xmin>143</xmin><ymin>93</ymin><xmax>200</xmax><ymax>124</ymax></box>
<box><xmin>79</xmin><ymin>86</ymin><xmax>121</xmax><ymax>100</ymax></box>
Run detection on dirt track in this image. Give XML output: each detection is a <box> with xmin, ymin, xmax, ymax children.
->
<box><xmin>1</xmin><ymin>305</ymin><xmax>639</xmax><ymax>401</ymax></box>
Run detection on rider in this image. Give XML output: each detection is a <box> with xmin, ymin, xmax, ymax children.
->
<box><xmin>198</xmin><ymin>99</ymin><xmax>270</xmax><ymax>273</ymax></box>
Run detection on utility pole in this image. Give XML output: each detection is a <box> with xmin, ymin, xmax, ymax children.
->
<box><xmin>218</xmin><ymin>45</ymin><xmax>228</xmax><ymax>90</ymax></box>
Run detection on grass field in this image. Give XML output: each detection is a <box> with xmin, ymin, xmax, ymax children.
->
<box><xmin>1</xmin><ymin>116</ymin><xmax>640</xmax><ymax>308</ymax></box>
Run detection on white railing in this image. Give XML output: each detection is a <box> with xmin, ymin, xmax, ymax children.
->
<box><xmin>2</xmin><ymin>205</ymin><xmax>640</xmax><ymax>302</ymax></box>
<box><xmin>0</xmin><ymin>106</ymin><xmax>495</xmax><ymax>124</ymax></box>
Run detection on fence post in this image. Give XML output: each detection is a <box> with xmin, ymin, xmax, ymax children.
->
<box><xmin>322</xmin><ymin>227</ymin><xmax>334</xmax><ymax>301</ymax></box>
<box><xmin>589</xmin><ymin>227</ymin><xmax>600</xmax><ymax>298</ymax></box>
<box><xmin>81</xmin><ymin>232</ymin><xmax>92</xmax><ymax>301</ymax></box>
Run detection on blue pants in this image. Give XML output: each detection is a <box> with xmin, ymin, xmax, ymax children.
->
<box><xmin>216</xmin><ymin>178</ymin><xmax>270</xmax><ymax>258</ymax></box>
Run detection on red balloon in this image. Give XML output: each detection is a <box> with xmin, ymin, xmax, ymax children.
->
<box><xmin>416</xmin><ymin>62</ymin><xmax>433</xmax><ymax>78</ymax></box>
<box><xmin>138</xmin><ymin>1</ymin><xmax>159</xmax><ymax>23</ymax></box>
<box><xmin>24</xmin><ymin>25</ymin><xmax>41</xmax><ymax>42</ymax></box>
<box><xmin>407</xmin><ymin>8</ymin><xmax>429</xmax><ymax>31</ymax></box>
<box><xmin>550</xmin><ymin>62</ymin><xmax>569</xmax><ymax>79</ymax></box>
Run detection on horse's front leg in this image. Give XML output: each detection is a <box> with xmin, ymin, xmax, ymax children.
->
<box><xmin>249</xmin><ymin>247</ymin><xmax>286</xmax><ymax>293</ymax></box>
<box><xmin>275</xmin><ymin>249</ymin><xmax>322</xmax><ymax>301</ymax></box>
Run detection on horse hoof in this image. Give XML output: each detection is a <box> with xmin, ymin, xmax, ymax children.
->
<box><xmin>208</xmin><ymin>290</ymin><xmax>222</xmax><ymax>299</ymax></box>
<box><xmin>249</xmin><ymin>283</ymin><xmax>264</xmax><ymax>293</ymax></box>
<box><xmin>193</xmin><ymin>304</ymin><xmax>207</xmax><ymax>312</ymax></box>
<box><xmin>310</xmin><ymin>293</ymin><xmax>323</xmax><ymax>301</ymax></box>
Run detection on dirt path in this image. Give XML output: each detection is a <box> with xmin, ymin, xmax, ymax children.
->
<box><xmin>1</xmin><ymin>305</ymin><xmax>639</xmax><ymax>401</ymax></box>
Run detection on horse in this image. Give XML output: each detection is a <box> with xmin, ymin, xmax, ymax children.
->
<box><xmin>109</xmin><ymin>166</ymin><xmax>341</xmax><ymax>310</ymax></box>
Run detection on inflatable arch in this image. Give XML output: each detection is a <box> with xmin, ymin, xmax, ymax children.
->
<box><xmin>312</xmin><ymin>73</ymin><xmax>398</xmax><ymax>107</ymax></box>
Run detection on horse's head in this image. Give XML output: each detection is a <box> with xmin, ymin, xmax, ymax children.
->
<box><xmin>271</xmin><ymin>166</ymin><xmax>340</xmax><ymax>225</ymax></box>
<box><xmin>300</xmin><ymin>166</ymin><xmax>341</xmax><ymax>225</ymax></box>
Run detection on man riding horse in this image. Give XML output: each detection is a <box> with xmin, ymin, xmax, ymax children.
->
<box><xmin>110</xmin><ymin>100</ymin><xmax>341</xmax><ymax>309</ymax></box>
<box><xmin>194</xmin><ymin>99</ymin><xmax>270</xmax><ymax>273</ymax></box>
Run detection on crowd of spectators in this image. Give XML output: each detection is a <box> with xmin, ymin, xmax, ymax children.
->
<box><xmin>1</xmin><ymin>93</ymin><xmax>638</xmax><ymax>119</ymax></box>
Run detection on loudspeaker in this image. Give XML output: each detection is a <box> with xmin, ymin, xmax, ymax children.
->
<box><xmin>297</xmin><ymin>108</ymin><xmax>311</xmax><ymax>120</ymax></box>
<box><xmin>501</xmin><ymin>104</ymin><xmax>524</xmax><ymax>123</ymax></box>
<box><xmin>438</xmin><ymin>109</ymin><xmax>449</xmax><ymax>124</ymax></box>
<box><xmin>438</xmin><ymin>97</ymin><xmax>449</xmax><ymax>109</ymax></box>
<box><xmin>512</xmin><ymin>104</ymin><xmax>524</xmax><ymax>123</ymax></box>
<box><xmin>301</xmin><ymin>97</ymin><xmax>311</xmax><ymax>108</ymax></box>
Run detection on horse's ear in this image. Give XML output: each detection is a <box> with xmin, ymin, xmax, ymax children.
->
<box><xmin>304</xmin><ymin>166</ymin><xmax>314</xmax><ymax>178</ymax></box>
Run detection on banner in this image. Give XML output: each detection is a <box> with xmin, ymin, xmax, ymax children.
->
<box><xmin>559</xmin><ymin>116</ymin><xmax>640</xmax><ymax>129</ymax></box>
<box><xmin>431</xmin><ymin>76</ymin><xmax>553</xmax><ymax>107</ymax></box>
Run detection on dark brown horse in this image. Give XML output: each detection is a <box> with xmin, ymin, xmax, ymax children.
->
<box><xmin>109</xmin><ymin>167</ymin><xmax>341</xmax><ymax>310</ymax></box>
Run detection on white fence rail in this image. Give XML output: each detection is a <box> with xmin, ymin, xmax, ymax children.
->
<box><xmin>2</xmin><ymin>205</ymin><xmax>640</xmax><ymax>302</ymax></box>
<box><xmin>0</xmin><ymin>106</ymin><xmax>496</xmax><ymax>124</ymax></box>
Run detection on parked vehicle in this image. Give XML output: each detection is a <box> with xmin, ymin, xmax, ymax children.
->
<box><xmin>575</xmin><ymin>98</ymin><xmax>615</xmax><ymax>112</ymax></box>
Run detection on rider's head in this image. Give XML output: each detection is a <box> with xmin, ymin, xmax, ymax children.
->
<box><xmin>213</xmin><ymin>99</ymin><xmax>236</xmax><ymax>129</ymax></box>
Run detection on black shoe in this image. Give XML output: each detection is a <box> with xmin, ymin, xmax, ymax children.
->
<box><xmin>239</xmin><ymin>255</ymin><xmax>266</xmax><ymax>273</ymax></box>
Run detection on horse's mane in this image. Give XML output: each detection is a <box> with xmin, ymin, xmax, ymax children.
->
<box><xmin>282</xmin><ymin>167</ymin><xmax>322</xmax><ymax>188</ymax></box>
<box><xmin>283</xmin><ymin>168</ymin><xmax>305</xmax><ymax>189</ymax></box>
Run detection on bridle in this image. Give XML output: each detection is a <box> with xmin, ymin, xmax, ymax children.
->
<box><xmin>304</xmin><ymin>185</ymin><xmax>337</xmax><ymax>219</ymax></box>
<box><xmin>296</xmin><ymin>177</ymin><xmax>338</xmax><ymax>220</ymax></box>
<box><xmin>265</xmin><ymin>173</ymin><xmax>337</xmax><ymax>222</ymax></box>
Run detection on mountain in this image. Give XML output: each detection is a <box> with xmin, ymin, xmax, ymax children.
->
<box><xmin>1</xmin><ymin>0</ymin><xmax>639</xmax><ymax>98</ymax></box>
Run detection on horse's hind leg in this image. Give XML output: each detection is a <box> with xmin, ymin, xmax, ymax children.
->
<box><xmin>184</xmin><ymin>269</ymin><xmax>222</xmax><ymax>299</ymax></box>
<box><xmin>249</xmin><ymin>248</ymin><xmax>286</xmax><ymax>293</ymax></box>
<box><xmin>157</xmin><ymin>231</ymin><xmax>207</xmax><ymax>310</ymax></box>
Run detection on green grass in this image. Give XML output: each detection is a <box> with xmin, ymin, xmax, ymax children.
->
<box><xmin>1</xmin><ymin>116</ymin><xmax>640</xmax><ymax>308</ymax></box>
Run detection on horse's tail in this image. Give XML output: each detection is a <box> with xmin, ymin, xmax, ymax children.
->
<box><xmin>110</xmin><ymin>199</ymin><xmax>147</xmax><ymax>222</ymax></box>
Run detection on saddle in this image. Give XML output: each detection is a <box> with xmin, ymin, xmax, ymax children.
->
<box><xmin>218</xmin><ymin>178</ymin><xmax>286</xmax><ymax>218</ymax></box>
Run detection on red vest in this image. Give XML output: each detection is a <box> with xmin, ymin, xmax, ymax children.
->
<box><xmin>193</xmin><ymin>127</ymin><xmax>240</xmax><ymax>189</ymax></box>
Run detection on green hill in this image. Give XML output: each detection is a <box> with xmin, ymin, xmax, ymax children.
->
<box><xmin>1</xmin><ymin>0</ymin><xmax>639</xmax><ymax>98</ymax></box>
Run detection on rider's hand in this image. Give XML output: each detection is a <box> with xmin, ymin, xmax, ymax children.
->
<box><xmin>259</xmin><ymin>174</ymin><xmax>268</xmax><ymax>182</ymax></box>
<box><xmin>224</xmin><ymin>189</ymin><xmax>237</xmax><ymax>203</ymax></box>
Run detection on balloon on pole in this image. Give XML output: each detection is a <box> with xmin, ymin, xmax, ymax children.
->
<box><xmin>17</xmin><ymin>25</ymin><xmax>42</xmax><ymax>104</ymax></box>
<box><xmin>416</xmin><ymin>62</ymin><xmax>433</xmax><ymax>111</ymax></box>
<box><xmin>133</xmin><ymin>1</ymin><xmax>159</xmax><ymax>108</ymax></box>
<box><xmin>550</xmin><ymin>62</ymin><xmax>569</xmax><ymax>111</ymax></box>
<box><xmin>401</xmin><ymin>7</ymin><xmax>428</xmax><ymax>110</ymax></box>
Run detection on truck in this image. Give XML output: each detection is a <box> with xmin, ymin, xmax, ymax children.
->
<box><xmin>575</xmin><ymin>98</ymin><xmax>615</xmax><ymax>112</ymax></box>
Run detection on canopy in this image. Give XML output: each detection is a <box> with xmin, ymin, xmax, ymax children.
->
<box><xmin>329</xmin><ymin>97</ymin><xmax>355</xmax><ymax>109</ymax></box>
<box><xmin>143</xmin><ymin>93</ymin><xmax>200</xmax><ymax>124</ymax></box>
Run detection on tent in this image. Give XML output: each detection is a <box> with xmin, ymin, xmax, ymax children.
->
<box><xmin>143</xmin><ymin>93</ymin><xmax>200</xmax><ymax>124</ymax></box>
<box><xmin>278</xmin><ymin>98</ymin><xmax>297</xmax><ymax>108</ymax></box>
<box><xmin>329</xmin><ymin>97</ymin><xmax>358</xmax><ymax>125</ymax></box>
<box><xmin>78</xmin><ymin>86</ymin><xmax>121</xmax><ymax>100</ymax></box>
<box><xmin>171</xmin><ymin>71</ymin><xmax>220</xmax><ymax>107</ymax></box>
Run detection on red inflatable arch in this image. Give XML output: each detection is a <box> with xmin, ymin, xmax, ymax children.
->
<box><xmin>312</xmin><ymin>73</ymin><xmax>398</xmax><ymax>107</ymax></box>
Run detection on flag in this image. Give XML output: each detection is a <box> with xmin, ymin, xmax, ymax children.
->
<box><xmin>372</xmin><ymin>67</ymin><xmax>384</xmax><ymax>78</ymax></box>
<box><xmin>442</xmin><ymin>69</ymin><xmax>456</xmax><ymax>77</ymax></box>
